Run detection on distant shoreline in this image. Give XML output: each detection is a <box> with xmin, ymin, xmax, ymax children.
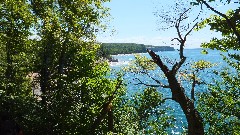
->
<box><xmin>100</xmin><ymin>43</ymin><xmax>175</xmax><ymax>55</ymax></box>
<box><xmin>100</xmin><ymin>43</ymin><xmax>204</xmax><ymax>62</ymax></box>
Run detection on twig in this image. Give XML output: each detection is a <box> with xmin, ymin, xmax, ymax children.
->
<box><xmin>134</xmin><ymin>78</ymin><xmax>169</xmax><ymax>88</ymax></box>
<box><xmin>145</xmin><ymin>74</ymin><xmax>170</xmax><ymax>88</ymax></box>
<box><xmin>162</xmin><ymin>97</ymin><xmax>174</xmax><ymax>102</ymax></box>
<box><xmin>184</xmin><ymin>22</ymin><xmax>198</xmax><ymax>41</ymax></box>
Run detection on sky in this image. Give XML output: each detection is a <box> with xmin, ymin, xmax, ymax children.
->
<box><xmin>96</xmin><ymin>0</ymin><xmax>239</xmax><ymax>48</ymax></box>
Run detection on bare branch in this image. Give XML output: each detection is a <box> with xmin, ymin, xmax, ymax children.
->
<box><xmin>171</xmin><ymin>37</ymin><xmax>181</xmax><ymax>43</ymax></box>
<box><xmin>179</xmin><ymin>8</ymin><xmax>191</xmax><ymax>21</ymax></box>
<box><xmin>162</xmin><ymin>97</ymin><xmax>174</xmax><ymax>102</ymax></box>
<box><xmin>184</xmin><ymin>22</ymin><xmax>198</xmax><ymax>41</ymax></box>
<box><xmin>171</xmin><ymin>8</ymin><xmax>198</xmax><ymax>74</ymax></box>
<box><xmin>175</xmin><ymin>8</ymin><xmax>192</xmax><ymax>41</ymax></box>
<box><xmin>175</xmin><ymin>19</ymin><xmax>184</xmax><ymax>41</ymax></box>
<box><xmin>134</xmin><ymin>78</ymin><xmax>170</xmax><ymax>88</ymax></box>
<box><xmin>134</xmin><ymin>82</ymin><xmax>162</xmax><ymax>88</ymax></box>
<box><xmin>146</xmin><ymin>74</ymin><xmax>170</xmax><ymax>88</ymax></box>
<box><xmin>174</xmin><ymin>8</ymin><xmax>194</xmax><ymax>59</ymax></box>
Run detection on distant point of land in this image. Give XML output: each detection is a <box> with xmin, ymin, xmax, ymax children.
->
<box><xmin>99</xmin><ymin>43</ymin><xmax>175</xmax><ymax>62</ymax></box>
<box><xmin>100</xmin><ymin>43</ymin><xmax>174</xmax><ymax>55</ymax></box>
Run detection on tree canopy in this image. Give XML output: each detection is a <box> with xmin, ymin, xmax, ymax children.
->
<box><xmin>0</xmin><ymin>0</ymin><xmax>123</xmax><ymax>134</ymax></box>
<box><xmin>194</xmin><ymin>0</ymin><xmax>240</xmax><ymax>134</ymax></box>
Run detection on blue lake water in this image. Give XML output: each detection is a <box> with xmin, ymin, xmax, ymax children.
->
<box><xmin>110</xmin><ymin>49</ymin><xmax>233</xmax><ymax>134</ymax></box>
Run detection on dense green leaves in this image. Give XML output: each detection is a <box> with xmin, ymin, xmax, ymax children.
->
<box><xmin>0</xmin><ymin>0</ymin><xmax>120</xmax><ymax>134</ymax></box>
<box><xmin>0</xmin><ymin>1</ymin><xmax>176</xmax><ymax>134</ymax></box>
<box><xmin>196</xmin><ymin>9</ymin><xmax>240</xmax><ymax>51</ymax></box>
<box><xmin>113</xmin><ymin>87</ymin><xmax>175</xmax><ymax>134</ymax></box>
<box><xmin>198</xmin><ymin>66</ymin><xmax>240</xmax><ymax>134</ymax></box>
<box><xmin>194</xmin><ymin>1</ymin><xmax>240</xmax><ymax>134</ymax></box>
<box><xmin>124</xmin><ymin>54</ymin><xmax>157</xmax><ymax>73</ymax></box>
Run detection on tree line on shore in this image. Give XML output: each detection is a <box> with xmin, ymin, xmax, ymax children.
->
<box><xmin>99</xmin><ymin>43</ymin><xmax>175</xmax><ymax>62</ymax></box>
<box><xmin>100</xmin><ymin>43</ymin><xmax>174</xmax><ymax>55</ymax></box>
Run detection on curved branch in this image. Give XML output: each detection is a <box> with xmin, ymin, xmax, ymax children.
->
<box><xmin>171</xmin><ymin>37</ymin><xmax>181</xmax><ymax>43</ymax></box>
<box><xmin>175</xmin><ymin>19</ymin><xmax>184</xmax><ymax>42</ymax></box>
<box><xmin>162</xmin><ymin>97</ymin><xmax>174</xmax><ymax>102</ymax></box>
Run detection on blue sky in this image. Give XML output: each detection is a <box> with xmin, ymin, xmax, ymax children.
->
<box><xmin>97</xmin><ymin>0</ymin><xmax>238</xmax><ymax>48</ymax></box>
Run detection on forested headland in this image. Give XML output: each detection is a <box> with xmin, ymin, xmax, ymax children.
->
<box><xmin>100</xmin><ymin>43</ymin><xmax>174</xmax><ymax>55</ymax></box>
<box><xmin>100</xmin><ymin>43</ymin><xmax>175</xmax><ymax>61</ymax></box>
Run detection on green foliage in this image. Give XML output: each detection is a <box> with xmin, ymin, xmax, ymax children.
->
<box><xmin>195</xmin><ymin>1</ymin><xmax>240</xmax><ymax>134</ymax></box>
<box><xmin>196</xmin><ymin>9</ymin><xmax>240</xmax><ymax>51</ymax></box>
<box><xmin>191</xmin><ymin>60</ymin><xmax>215</xmax><ymax>70</ymax></box>
<box><xmin>123</xmin><ymin>54</ymin><xmax>187</xmax><ymax>134</ymax></box>
<box><xmin>198</xmin><ymin>67</ymin><xmax>240</xmax><ymax>135</ymax></box>
<box><xmin>124</xmin><ymin>54</ymin><xmax>157</xmax><ymax>73</ymax></box>
<box><xmin>0</xmin><ymin>1</ymin><xmax>176</xmax><ymax>134</ymax></box>
<box><xmin>0</xmin><ymin>3</ymin><xmax>37</xmax><ymax>133</ymax></box>
<box><xmin>113</xmin><ymin>87</ymin><xmax>175</xmax><ymax>134</ymax></box>
<box><xmin>201</xmin><ymin>49</ymin><xmax>209</xmax><ymax>54</ymax></box>
<box><xmin>0</xmin><ymin>0</ymin><xmax>123</xmax><ymax>134</ymax></box>
<box><xmin>178</xmin><ymin>60</ymin><xmax>215</xmax><ymax>85</ymax></box>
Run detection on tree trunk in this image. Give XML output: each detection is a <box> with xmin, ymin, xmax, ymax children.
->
<box><xmin>5</xmin><ymin>41</ymin><xmax>13</xmax><ymax>96</ymax></box>
<box><xmin>167</xmin><ymin>72</ymin><xmax>204</xmax><ymax>135</ymax></box>
<box><xmin>108</xmin><ymin>104</ymin><xmax>114</xmax><ymax>133</ymax></box>
<box><xmin>40</xmin><ymin>43</ymin><xmax>51</xmax><ymax>105</ymax></box>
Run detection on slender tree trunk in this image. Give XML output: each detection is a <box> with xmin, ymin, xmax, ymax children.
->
<box><xmin>40</xmin><ymin>56</ymin><xmax>48</xmax><ymax>104</ymax></box>
<box><xmin>40</xmin><ymin>43</ymin><xmax>51</xmax><ymax>105</ymax></box>
<box><xmin>167</xmin><ymin>72</ymin><xmax>204</xmax><ymax>135</ymax></box>
<box><xmin>5</xmin><ymin>41</ymin><xmax>13</xmax><ymax>96</ymax></box>
<box><xmin>5</xmin><ymin>17</ymin><xmax>14</xmax><ymax>96</ymax></box>
<box><xmin>146</xmin><ymin>6</ymin><xmax>204</xmax><ymax>134</ymax></box>
<box><xmin>57</xmin><ymin>38</ymin><xmax>68</xmax><ymax>94</ymax></box>
<box><xmin>108</xmin><ymin>103</ymin><xmax>114</xmax><ymax>133</ymax></box>
<box><xmin>147</xmin><ymin>49</ymin><xmax>204</xmax><ymax>135</ymax></box>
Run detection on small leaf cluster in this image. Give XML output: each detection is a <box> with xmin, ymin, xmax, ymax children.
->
<box><xmin>124</xmin><ymin>54</ymin><xmax>157</xmax><ymax>73</ymax></box>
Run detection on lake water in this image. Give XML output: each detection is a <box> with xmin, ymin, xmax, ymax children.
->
<box><xmin>110</xmin><ymin>49</ymin><xmax>231</xmax><ymax>134</ymax></box>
